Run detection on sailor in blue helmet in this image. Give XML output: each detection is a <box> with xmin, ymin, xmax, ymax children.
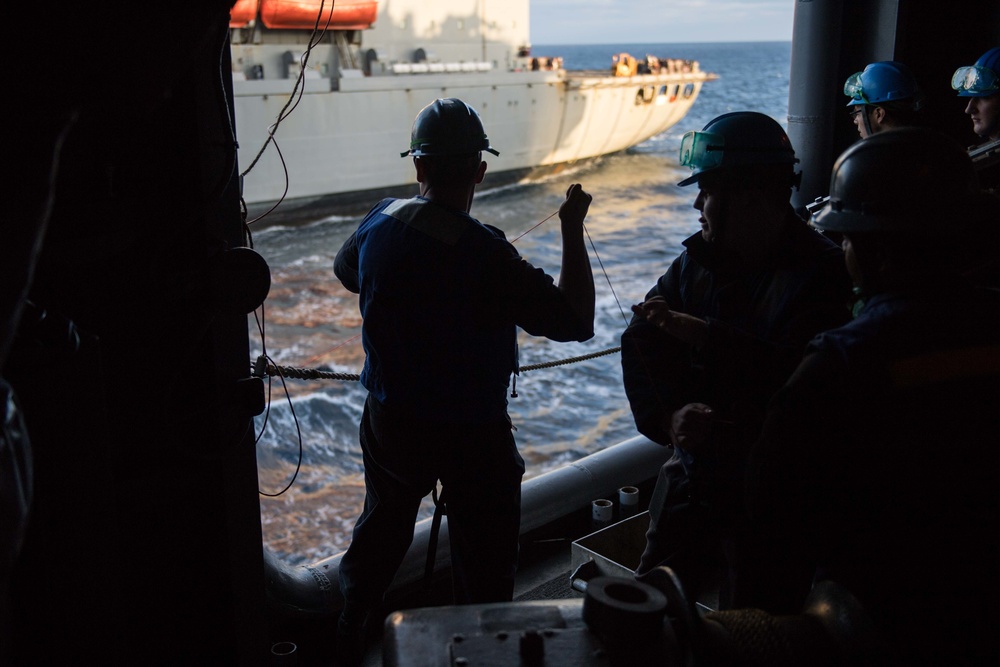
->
<box><xmin>953</xmin><ymin>46</ymin><xmax>1000</xmax><ymax>142</ymax></box>
<box><xmin>333</xmin><ymin>98</ymin><xmax>595</xmax><ymax>665</ymax></box>
<box><xmin>952</xmin><ymin>46</ymin><xmax>1000</xmax><ymax>272</ymax></box>
<box><xmin>745</xmin><ymin>127</ymin><xmax>1000</xmax><ymax>663</ymax></box>
<box><xmin>952</xmin><ymin>46</ymin><xmax>1000</xmax><ymax>203</ymax></box>
<box><xmin>843</xmin><ymin>61</ymin><xmax>925</xmax><ymax>138</ymax></box>
<box><xmin>621</xmin><ymin>111</ymin><xmax>852</xmax><ymax>608</ymax></box>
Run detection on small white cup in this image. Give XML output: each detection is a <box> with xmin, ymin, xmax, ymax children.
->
<box><xmin>592</xmin><ymin>498</ymin><xmax>613</xmax><ymax>527</ymax></box>
<box><xmin>619</xmin><ymin>486</ymin><xmax>639</xmax><ymax>518</ymax></box>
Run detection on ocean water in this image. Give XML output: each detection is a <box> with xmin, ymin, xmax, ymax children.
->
<box><xmin>250</xmin><ymin>41</ymin><xmax>792</xmax><ymax>566</ymax></box>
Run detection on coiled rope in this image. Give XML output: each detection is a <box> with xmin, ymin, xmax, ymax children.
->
<box><xmin>253</xmin><ymin>346</ymin><xmax>622</xmax><ymax>381</ymax></box>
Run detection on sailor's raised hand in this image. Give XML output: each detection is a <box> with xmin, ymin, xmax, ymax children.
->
<box><xmin>559</xmin><ymin>183</ymin><xmax>592</xmax><ymax>230</ymax></box>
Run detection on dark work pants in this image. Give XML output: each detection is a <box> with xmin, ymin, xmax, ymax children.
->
<box><xmin>636</xmin><ymin>446</ymin><xmax>748</xmax><ymax>609</ymax></box>
<box><xmin>338</xmin><ymin>394</ymin><xmax>525</xmax><ymax>628</ymax></box>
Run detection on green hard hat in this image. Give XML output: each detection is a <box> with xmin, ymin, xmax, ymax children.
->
<box><xmin>677</xmin><ymin>111</ymin><xmax>798</xmax><ymax>187</ymax></box>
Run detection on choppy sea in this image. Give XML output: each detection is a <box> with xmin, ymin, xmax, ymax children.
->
<box><xmin>250</xmin><ymin>41</ymin><xmax>792</xmax><ymax>565</ymax></box>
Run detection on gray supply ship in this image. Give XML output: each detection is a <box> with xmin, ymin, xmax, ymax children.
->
<box><xmin>230</xmin><ymin>0</ymin><xmax>717</xmax><ymax>221</ymax></box>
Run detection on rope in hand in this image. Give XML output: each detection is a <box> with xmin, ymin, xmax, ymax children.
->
<box><xmin>253</xmin><ymin>203</ymin><xmax>633</xmax><ymax>383</ymax></box>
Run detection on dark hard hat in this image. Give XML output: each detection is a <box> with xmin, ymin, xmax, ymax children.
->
<box><xmin>812</xmin><ymin>128</ymin><xmax>978</xmax><ymax>235</ymax></box>
<box><xmin>401</xmin><ymin>98</ymin><xmax>500</xmax><ymax>158</ymax></box>
<box><xmin>678</xmin><ymin>111</ymin><xmax>798</xmax><ymax>187</ymax></box>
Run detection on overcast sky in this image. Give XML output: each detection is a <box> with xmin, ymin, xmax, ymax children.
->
<box><xmin>529</xmin><ymin>0</ymin><xmax>795</xmax><ymax>45</ymax></box>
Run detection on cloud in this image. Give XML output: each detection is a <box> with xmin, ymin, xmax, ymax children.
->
<box><xmin>529</xmin><ymin>0</ymin><xmax>795</xmax><ymax>44</ymax></box>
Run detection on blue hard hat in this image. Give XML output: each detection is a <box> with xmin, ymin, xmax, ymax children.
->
<box><xmin>844</xmin><ymin>61</ymin><xmax>923</xmax><ymax>108</ymax></box>
<box><xmin>952</xmin><ymin>46</ymin><xmax>1000</xmax><ymax>97</ymax></box>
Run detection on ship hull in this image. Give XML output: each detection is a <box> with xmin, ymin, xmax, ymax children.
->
<box><xmin>233</xmin><ymin>68</ymin><xmax>711</xmax><ymax>221</ymax></box>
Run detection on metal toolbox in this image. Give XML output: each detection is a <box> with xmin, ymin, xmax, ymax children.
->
<box><xmin>570</xmin><ymin>511</ymin><xmax>649</xmax><ymax>588</ymax></box>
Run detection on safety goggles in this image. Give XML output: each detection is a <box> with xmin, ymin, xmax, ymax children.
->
<box><xmin>951</xmin><ymin>65</ymin><xmax>999</xmax><ymax>95</ymax></box>
<box><xmin>843</xmin><ymin>71</ymin><xmax>869</xmax><ymax>103</ymax></box>
<box><xmin>679</xmin><ymin>130</ymin><xmax>726</xmax><ymax>170</ymax></box>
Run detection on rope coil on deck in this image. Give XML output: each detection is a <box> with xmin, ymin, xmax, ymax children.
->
<box><xmin>253</xmin><ymin>346</ymin><xmax>622</xmax><ymax>381</ymax></box>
